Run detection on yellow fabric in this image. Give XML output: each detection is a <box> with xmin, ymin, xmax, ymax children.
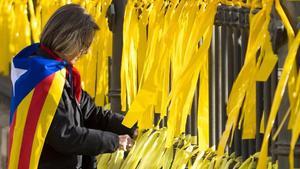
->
<box><xmin>274</xmin><ymin>0</ymin><xmax>298</xmax><ymax>132</ymax></box>
<box><xmin>287</xmin><ymin>63</ymin><xmax>298</xmax><ymax>129</ymax></box>
<box><xmin>121</xmin><ymin>1</ymin><xmax>139</xmax><ymax>111</ymax></box>
<box><xmin>28</xmin><ymin>0</ymin><xmax>41</xmax><ymax>43</ymax></box>
<box><xmin>289</xmin><ymin>69</ymin><xmax>300</xmax><ymax>169</ymax></box>
<box><xmin>255</xmin><ymin>43</ymin><xmax>278</xmax><ymax>82</ymax></box>
<box><xmin>122</xmin><ymin>0</ymin><xmax>217</xmax><ymax>148</ymax></box>
<box><xmin>197</xmin><ymin>52</ymin><xmax>209</xmax><ymax>150</ymax></box>
<box><xmin>217</xmin><ymin>0</ymin><xmax>282</xmax><ymax>153</ymax></box>
<box><xmin>0</xmin><ymin>0</ymin><xmax>31</xmax><ymax>76</ymax></box>
<box><xmin>122</xmin><ymin>0</ymin><xmax>172</xmax><ymax>129</ymax></box>
<box><xmin>0</xmin><ymin>0</ymin><xmax>13</xmax><ymax>75</ymax></box>
<box><xmin>2</xmin><ymin>0</ymin><xmax>299</xmax><ymax>166</ymax></box>
<box><xmin>257</xmin><ymin>31</ymin><xmax>300</xmax><ymax>169</ymax></box>
<box><xmin>75</xmin><ymin>0</ymin><xmax>112</xmax><ymax>106</ymax></box>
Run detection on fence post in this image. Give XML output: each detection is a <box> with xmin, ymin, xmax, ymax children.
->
<box><xmin>108</xmin><ymin>0</ymin><xmax>127</xmax><ymax>113</ymax></box>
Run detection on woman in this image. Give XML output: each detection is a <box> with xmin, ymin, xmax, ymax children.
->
<box><xmin>8</xmin><ymin>4</ymin><xmax>135</xmax><ymax>169</ymax></box>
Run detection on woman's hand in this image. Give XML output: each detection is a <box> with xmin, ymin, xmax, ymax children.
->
<box><xmin>118</xmin><ymin>134</ymin><xmax>134</xmax><ymax>151</ymax></box>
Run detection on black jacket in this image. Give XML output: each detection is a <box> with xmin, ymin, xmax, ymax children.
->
<box><xmin>37</xmin><ymin>52</ymin><xmax>134</xmax><ymax>169</ymax></box>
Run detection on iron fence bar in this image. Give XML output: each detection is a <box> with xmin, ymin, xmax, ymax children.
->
<box><xmin>256</xmin><ymin>81</ymin><xmax>264</xmax><ymax>152</ymax></box>
<box><xmin>185</xmin><ymin>115</ymin><xmax>192</xmax><ymax>135</ymax></box>
<box><xmin>270</xmin><ymin>64</ymin><xmax>278</xmax><ymax>162</ymax></box>
<box><xmin>215</xmin><ymin>24</ymin><xmax>223</xmax><ymax>144</ymax></box>
<box><xmin>191</xmin><ymin>86</ymin><xmax>198</xmax><ymax>144</ymax></box>
<box><xmin>231</xmin><ymin>9</ymin><xmax>241</xmax><ymax>156</ymax></box>
<box><xmin>209</xmin><ymin>25</ymin><xmax>217</xmax><ymax>147</ymax></box>
<box><xmin>109</xmin><ymin>0</ymin><xmax>127</xmax><ymax>113</ymax></box>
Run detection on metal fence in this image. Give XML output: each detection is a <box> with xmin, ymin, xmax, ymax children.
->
<box><xmin>0</xmin><ymin>0</ymin><xmax>298</xmax><ymax>168</ymax></box>
<box><xmin>108</xmin><ymin>1</ymin><xmax>300</xmax><ymax>168</ymax></box>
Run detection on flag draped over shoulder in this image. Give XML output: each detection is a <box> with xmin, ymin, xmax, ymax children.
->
<box><xmin>8</xmin><ymin>43</ymin><xmax>67</xmax><ymax>169</ymax></box>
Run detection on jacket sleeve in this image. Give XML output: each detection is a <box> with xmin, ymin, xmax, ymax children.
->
<box><xmin>46</xmin><ymin>93</ymin><xmax>119</xmax><ymax>155</ymax></box>
<box><xmin>80</xmin><ymin>90</ymin><xmax>135</xmax><ymax>137</ymax></box>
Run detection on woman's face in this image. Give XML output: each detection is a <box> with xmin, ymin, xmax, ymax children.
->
<box><xmin>66</xmin><ymin>48</ymin><xmax>88</xmax><ymax>64</ymax></box>
<box><xmin>65</xmin><ymin>53</ymin><xmax>81</xmax><ymax>64</ymax></box>
<box><xmin>54</xmin><ymin>51</ymin><xmax>80</xmax><ymax>64</ymax></box>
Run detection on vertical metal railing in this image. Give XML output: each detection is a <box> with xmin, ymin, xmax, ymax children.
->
<box><xmin>271</xmin><ymin>6</ymin><xmax>299</xmax><ymax>167</ymax></box>
<box><xmin>108</xmin><ymin>0</ymin><xmax>127</xmax><ymax>114</ymax></box>
<box><xmin>211</xmin><ymin>5</ymin><xmax>251</xmax><ymax>158</ymax></box>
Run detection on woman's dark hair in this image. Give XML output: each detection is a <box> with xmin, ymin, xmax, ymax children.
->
<box><xmin>40</xmin><ymin>4</ymin><xmax>99</xmax><ymax>57</ymax></box>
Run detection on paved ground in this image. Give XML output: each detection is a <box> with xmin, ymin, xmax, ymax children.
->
<box><xmin>0</xmin><ymin>75</ymin><xmax>11</xmax><ymax>126</ymax></box>
<box><xmin>0</xmin><ymin>96</ymin><xmax>9</xmax><ymax>168</ymax></box>
<box><xmin>0</xmin><ymin>101</ymin><xmax>9</xmax><ymax>126</ymax></box>
<box><xmin>0</xmin><ymin>77</ymin><xmax>10</xmax><ymax>169</ymax></box>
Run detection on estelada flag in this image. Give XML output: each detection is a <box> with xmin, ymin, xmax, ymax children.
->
<box><xmin>8</xmin><ymin>44</ymin><xmax>67</xmax><ymax>169</ymax></box>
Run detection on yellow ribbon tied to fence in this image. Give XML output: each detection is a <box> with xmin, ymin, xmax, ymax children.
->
<box><xmin>217</xmin><ymin>0</ymin><xmax>277</xmax><ymax>156</ymax></box>
<box><xmin>257</xmin><ymin>32</ymin><xmax>300</xmax><ymax>169</ymax></box>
